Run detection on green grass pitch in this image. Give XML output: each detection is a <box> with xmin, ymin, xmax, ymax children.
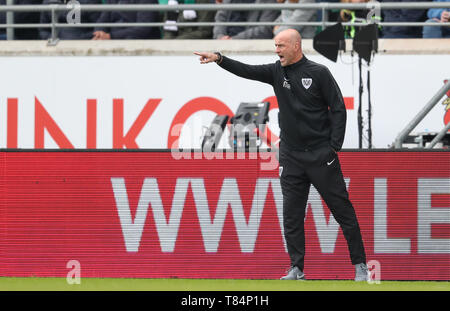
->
<box><xmin>0</xmin><ymin>277</ymin><xmax>449</xmax><ymax>291</ymax></box>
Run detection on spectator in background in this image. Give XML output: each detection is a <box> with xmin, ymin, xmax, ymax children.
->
<box><xmin>273</xmin><ymin>0</ymin><xmax>317</xmax><ymax>39</ymax></box>
<box><xmin>93</xmin><ymin>0</ymin><xmax>161</xmax><ymax>39</ymax></box>
<box><xmin>423</xmin><ymin>0</ymin><xmax>449</xmax><ymax>38</ymax></box>
<box><xmin>213</xmin><ymin>0</ymin><xmax>280</xmax><ymax>39</ymax></box>
<box><xmin>161</xmin><ymin>0</ymin><xmax>216</xmax><ymax>39</ymax></box>
<box><xmin>0</xmin><ymin>0</ymin><xmax>43</xmax><ymax>40</ymax></box>
<box><xmin>381</xmin><ymin>0</ymin><xmax>430</xmax><ymax>38</ymax></box>
<box><xmin>40</xmin><ymin>0</ymin><xmax>102</xmax><ymax>40</ymax></box>
<box><xmin>316</xmin><ymin>0</ymin><xmax>340</xmax><ymax>25</ymax></box>
<box><xmin>338</xmin><ymin>0</ymin><xmax>370</xmax><ymax>38</ymax></box>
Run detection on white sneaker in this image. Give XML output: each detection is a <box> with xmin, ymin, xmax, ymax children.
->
<box><xmin>280</xmin><ymin>266</ymin><xmax>306</xmax><ymax>280</ymax></box>
<box><xmin>354</xmin><ymin>263</ymin><xmax>369</xmax><ymax>281</ymax></box>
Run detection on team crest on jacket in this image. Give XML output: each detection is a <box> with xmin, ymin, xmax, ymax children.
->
<box><xmin>302</xmin><ymin>78</ymin><xmax>312</xmax><ymax>89</ymax></box>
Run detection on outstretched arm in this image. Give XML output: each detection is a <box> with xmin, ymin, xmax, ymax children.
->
<box><xmin>194</xmin><ymin>52</ymin><xmax>275</xmax><ymax>85</ymax></box>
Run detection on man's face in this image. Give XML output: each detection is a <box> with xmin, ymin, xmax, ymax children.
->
<box><xmin>275</xmin><ymin>35</ymin><xmax>298</xmax><ymax>67</ymax></box>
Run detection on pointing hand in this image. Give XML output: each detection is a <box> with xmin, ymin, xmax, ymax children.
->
<box><xmin>194</xmin><ymin>52</ymin><xmax>219</xmax><ymax>64</ymax></box>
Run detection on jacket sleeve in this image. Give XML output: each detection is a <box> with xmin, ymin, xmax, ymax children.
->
<box><xmin>94</xmin><ymin>9</ymin><xmax>111</xmax><ymax>33</ymax></box>
<box><xmin>274</xmin><ymin>0</ymin><xmax>317</xmax><ymax>36</ymax></box>
<box><xmin>180</xmin><ymin>0</ymin><xmax>216</xmax><ymax>39</ymax></box>
<box><xmin>187</xmin><ymin>16</ymin><xmax>215</xmax><ymax>39</ymax></box>
<box><xmin>110</xmin><ymin>0</ymin><xmax>161</xmax><ymax>39</ymax></box>
<box><xmin>213</xmin><ymin>7</ymin><xmax>229</xmax><ymax>39</ymax></box>
<box><xmin>275</xmin><ymin>0</ymin><xmax>317</xmax><ymax>38</ymax></box>
<box><xmin>427</xmin><ymin>8</ymin><xmax>444</xmax><ymax>20</ymax></box>
<box><xmin>218</xmin><ymin>56</ymin><xmax>275</xmax><ymax>85</ymax></box>
<box><xmin>79</xmin><ymin>7</ymin><xmax>102</xmax><ymax>39</ymax></box>
<box><xmin>319</xmin><ymin>67</ymin><xmax>346</xmax><ymax>151</ymax></box>
<box><xmin>231</xmin><ymin>0</ymin><xmax>280</xmax><ymax>39</ymax></box>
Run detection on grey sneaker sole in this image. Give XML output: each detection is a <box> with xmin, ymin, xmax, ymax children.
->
<box><xmin>354</xmin><ymin>275</ymin><xmax>369</xmax><ymax>282</ymax></box>
<box><xmin>280</xmin><ymin>273</ymin><xmax>306</xmax><ymax>281</ymax></box>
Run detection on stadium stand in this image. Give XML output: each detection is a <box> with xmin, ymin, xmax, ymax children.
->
<box><xmin>93</xmin><ymin>0</ymin><xmax>161</xmax><ymax>39</ymax></box>
<box><xmin>0</xmin><ymin>0</ymin><xmax>42</xmax><ymax>40</ymax></box>
<box><xmin>40</xmin><ymin>0</ymin><xmax>102</xmax><ymax>40</ymax></box>
<box><xmin>381</xmin><ymin>0</ymin><xmax>430</xmax><ymax>38</ymax></box>
<box><xmin>0</xmin><ymin>1</ymin><xmax>449</xmax><ymax>40</ymax></box>
<box><xmin>273</xmin><ymin>0</ymin><xmax>317</xmax><ymax>39</ymax></box>
<box><xmin>161</xmin><ymin>0</ymin><xmax>216</xmax><ymax>39</ymax></box>
<box><xmin>213</xmin><ymin>0</ymin><xmax>280</xmax><ymax>39</ymax></box>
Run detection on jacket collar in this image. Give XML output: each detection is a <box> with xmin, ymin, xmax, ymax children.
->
<box><xmin>285</xmin><ymin>55</ymin><xmax>307</xmax><ymax>69</ymax></box>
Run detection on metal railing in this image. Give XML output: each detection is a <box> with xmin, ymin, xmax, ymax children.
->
<box><xmin>426</xmin><ymin>122</ymin><xmax>450</xmax><ymax>149</ymax></box>
<box><xmin>393</xmin><ymin>80</ymin><xmax>450</xmax><ymax>149</ymax></box>
<box><xmin>1</xmin><ymin>2</ymin><xmax>450</xmax><ymax>42</ymax></box>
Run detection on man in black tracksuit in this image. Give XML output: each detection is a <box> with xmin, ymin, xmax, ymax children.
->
<box><xmin>195</xmin><ymin>28</ymin><xmax>368</xmax><ymax>281</ymax></box>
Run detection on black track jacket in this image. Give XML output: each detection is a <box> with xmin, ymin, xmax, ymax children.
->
<box><xmin>218</xmin><ymin>55</ymin><xmax>347</xmax><ymax>151</ymax></box>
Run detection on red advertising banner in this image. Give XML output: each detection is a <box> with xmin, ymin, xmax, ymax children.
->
<box><xmin>0</xmin><ymin>151</ymin><xmax>449</xmax><ymax>280</ymax></box>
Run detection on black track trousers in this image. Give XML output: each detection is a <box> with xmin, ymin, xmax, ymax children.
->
<box><xmin>279</xmin><ymin>143</ymin><xmax>366</xmax><ymax>271</ymax></box>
